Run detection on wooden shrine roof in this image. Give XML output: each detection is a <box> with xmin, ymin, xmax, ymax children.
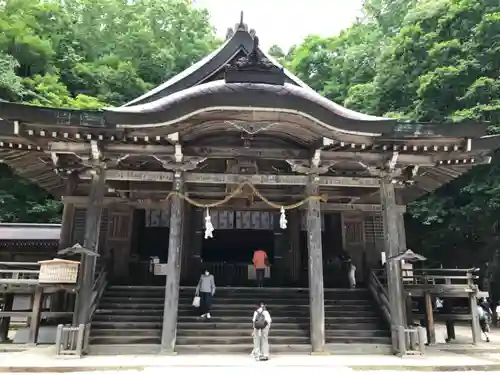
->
<box><xmin>0</xmin><ymin>17</ymin><xmax>499</xmax><ymax>204</ymax></box>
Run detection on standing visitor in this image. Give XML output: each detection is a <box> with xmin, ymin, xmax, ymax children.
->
<box><xmin>496</xmin><ymin>301</ymin><xmax>500</xmax><ymax>327</ymax></box>
<box><xmin>477</xmin><ymin>304</ymin><xmax>491</xmax><ymax>342</ymax></box>
<box><xmin>252</xmin><ymin>302</ymin><xmax>272</xmax><ymax>361</ymax></box>
<box><xmin>195</xmin><ymin>269</ymin><xmax>216</xmax><ymax>319</ymax></box>
<box><xmin>348</xmin><ymin>260</ymin><xmax>357</xmax><ymax>289</ymax></box>
<box><xmin>252</xmin><ymin>249</ymin><xmax>268</xmax><ymax>288</ymax></box>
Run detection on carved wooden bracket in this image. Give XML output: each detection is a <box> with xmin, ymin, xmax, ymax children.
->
<box><xmin>151</xmin><ymin>155</ymin><xmax>206</xmax><ymax>172</ymax></box>
<box><xmin>286</xmin><ymin>159</ymin><xmax>336</xmax><ymax>175</ymax></box>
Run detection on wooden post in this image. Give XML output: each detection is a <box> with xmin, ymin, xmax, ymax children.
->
<box><xmin>0</xmin><ymin>294</ymin><xmax>13</xmax><ymax>342</ymax></box>
<box><xmin>423</xmin><ymin>292</ymin><xmax>436</xmax><ymax>344</ymax></box>
<box><xmin>380</xmin><ymin>178</ymin><xmax>406</xmax><ymax>354</ymax></box>
<box><xmin>161</xmin><ymin>171</ymin><xmax>184</xmax><ymax>352</ymax></box>
<box><xmin>73</xmin><ymin>168</ymin><xmax>106</xmax><ymax>325</ymax></box>
<box><xmin>60</xmin><ymin>203</ymin><xmax>75</xmax><ymax>249</ymax></box>
<box><xmin>306</xmin><ymin>175</ymin><xmax>325</xmax><ymax>353</ymax></box>
<box><xmin>28</xmin><ymin>287</ymin><xmax>43</xmax><ymax>344</ymax></box>
<box><xmin>60</xmin><ymin>176</ymin><xmax>77</xmax><ymax>249</ymax></box>
<box><xmin>469</xmin><ymin>292</ymin><xmax>480</xmax><ymax>344</ymax></box>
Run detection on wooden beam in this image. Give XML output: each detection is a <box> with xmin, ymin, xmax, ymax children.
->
<box><xmin>306</xmin><ymin>175</ymin><xmax>325</xmax><ymax>353</ymax></box>
<box><xmin>61</xmin><ymin>196</ymin><xmax>406</xmax><ymax>212</ymax></box>
<box><xmin>161</xmin><ymin>171</ymin><xmax>184</xmax><ymax>353</ymax></box>
<box><xmin>79</xmin><ymin>169</ymin><xmax>382</xmax><ymax>187</ymax></box>
<box><xmin>184</xmin><ymin>146</ymin><xmax>310</xmax><ymax>160</ymax></box>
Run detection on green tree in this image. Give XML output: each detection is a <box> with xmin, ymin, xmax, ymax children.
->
<box><xmin>0</xmin><ymin>0</ymin><xmax>218</xmax><ymax>223</ymax></box>
<box><xmin>285</xmin><ymin>0</ymin><xmax>500</xmax><ymax>292</ymax></box>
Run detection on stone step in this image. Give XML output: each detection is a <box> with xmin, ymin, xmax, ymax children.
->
<box><xmin>176</xmin><ymin>328</ymin><xmax>387</xmax><ymax>338</ymax></box>
<box><xmin>94</xmin><ymin>314</ymin><xmax>380</xmax><ymax>323</ymax></box>
<box><xmin>89</xmin><ymin>336</ymin><xmax>160</xmax><ymax>345</ymax></box>
<box><xmin>175</xmin><ymin>344</ymin><xmax>311</xmax><ymax>354</ymax></box>
<box><xmin>108</xmin><ymin>285</ymin><xmax>369</xmax><ymax>293</ymax></box>
<box><xmin>91</xmin><ymin>321</ymin><xmax>384</xmax><ymax>331</ymax></box>
<box><xmin>324</xmin><ymin>343</ymin><xmax>392</xmax><ymax>355</ymax></box>
<box><xmin>326</xmin><ymin>336</ymin><xmax>392</xmax><ymax>345</ymax></box>
<box><xmin>98</xmin><ymin>301</ymin><xmax>372</xmax><ymax>309</ymax></box>
<box><xmin>88</xmin><ymin>343</ymin><xmax>392</xmax><ymax>355</ymax></box>
<box><xmin>100</xmin><ymin>296</ymin><xmax>369</xmax><ymax>305</ymax></box>
<box><xmin>175</xmin><ymin>336</ymin><xmax>311</xmax><ymax>345</ymax></box>
<box><xmin>177</xmin><ymin>316</ymin><xmax>380</xmax><ymax>323</ymax></box>
<box><xmin>95</xmin><ymin>308</ymin><xmax>378</xmax><ymax>317</ymax></box>
<box><xmin>88</xmin><ymin>344</ymin><xmax>161</xmax><ymax>355</ymax></box>
<box><xmin>103</xmin><ymin>293</ymin><xmax>371</xmax><ymax>301</ymax></box>
<box><xmin>175</xmin><ymin>322</ymin><xmax>382</xmax><ymax>330</ymax></box>
<box><xmin>91</xmin><ymin>321</ymin><xmax>163</xmax><ymax>329</ymax></box>
<box><xmin>90</xmin><ymin>329</ymin><xmax>161</xmax><ymax>337</ymax></box>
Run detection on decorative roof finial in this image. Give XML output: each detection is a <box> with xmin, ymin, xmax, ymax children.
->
<box><xmin>236</xmin><ymin>11</ymin><xmax>248</xmax><ymax>31</ymax></box>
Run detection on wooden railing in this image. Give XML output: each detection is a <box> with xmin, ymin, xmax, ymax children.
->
<box><xmin>89</xmin><ymin>266</ymin><xmax>107</xmax><ymax>320</ymax></box>
<box><xmin>367</xmin><ymin>269</ymin><xmax>391</xmax><ymax>324</ymax></box>
<box><xmin>0</xmin><ymin>262</ymin><xmax>40</xmax><ymax>285</ymax></box>
<box><xmin>368</xmin><ymin>268</ymin><xmax>427</xmax><ymax>355</ymax></box>
<box><xmin>374</xmin><ymin>267</ymin><xmax>479</xmax><ymax>287</ymax></box>
<box><xmin>58</xmin><ymin>262</ymin><xmax>108</xmax><ymax>356</ymax></box>
<box><xmin>204</xmin><ymin>262</ymin><xmax>253</xmax><ymax>285</ymax></box>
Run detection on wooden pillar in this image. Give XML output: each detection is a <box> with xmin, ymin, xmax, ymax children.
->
<box><xmin>469</xmin><ymin>292</ymin><xmax>480</xmax><ymax>344</ymax></box>
<box><xmin>60</xmin><ymin>203</ymin><xmax>75</xmax><ymax>249</ymax></box>
<box><xmin>0</xmin><ymin>294</ymin><xmax>14</xmax><ymax>342</ymax></box>
<box><xmin>424</xmin><ymin>292</ymin><xmax>436</xmax><ymax>344</ymax></box>
<box><xmin>180</xmin><ymin>202</ymin><xmax>191</xmax><ymax>283</ymax></box>
<box><xmin>288</xmin><ymin>209</ymin><xmax>301</xmax><ymax>284</ymax></box>
<box><xmin>28</xmin><ymin>286</ymin><xmax>43</xmax><ymax>344</ymax></box>
<box><xmin>380</xmin><ymin>178</ymin><xmax>406</xmax><ymax>354</ymax></box>
<box><xmin>73</xmin><ymin>168</ymin><xmax>106</xmax><ymax>325</ymax></box>
<box><xmin>306</xmin><ymin>175</ymin><xmax>325</xmax><ymax>353</ymax></box>
<box><xmin>161</xmin><ymin>171</ymin><xmax>184</xmax><ymax>352</ymax></box>
<box><xmin>60</xmin><ymin>176</ymin><xmax>77</xmax><ymax>249</ymax></box>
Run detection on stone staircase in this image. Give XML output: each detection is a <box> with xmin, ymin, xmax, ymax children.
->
<box><xmin>89</xmin><ymin>285</ymin><xmax>390</xmax><ymax>354</ymax></box>
<box><xmin>323</xmin><ymin>288</ymin><xmax>391</xmax><ymax>354</ymax></box>
<box><xmin>89</xmin><ymin>285</ymin><xmax>163</xmax><ymax>353</ymax></box>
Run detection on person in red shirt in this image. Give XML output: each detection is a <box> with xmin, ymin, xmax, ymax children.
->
<box><xmin>252</xmin><ymin>249</ymin><xmax>268</xmax><ymax>288</ymax></box>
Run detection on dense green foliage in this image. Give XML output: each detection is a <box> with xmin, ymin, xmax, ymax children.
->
<box><xmin>0</xmin><ymin>0</ymin><xmax>218</xmax><ymax>223</ymax></box>
<box><xmin>1</xmin><ymin>0</ymin><xmax>500</xmax><ymax>289</ymax></box>
<box><xmin>283</xmin><ymin>0</ymin><xmax>500</xmax><ymax>291</ymax></box>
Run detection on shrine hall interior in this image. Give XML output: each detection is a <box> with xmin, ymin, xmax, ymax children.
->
<box><xmin>112</xmin><ymin>206</ymin><xmax>350</xmax><ymax>287</ymax></box>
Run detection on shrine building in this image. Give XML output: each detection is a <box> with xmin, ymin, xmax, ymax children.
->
<box><xmin>0</xmin><ymin>16</ymin><xmax>497</xmax><ymax>355</ymax></box>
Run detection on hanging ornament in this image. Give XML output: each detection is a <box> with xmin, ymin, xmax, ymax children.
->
<box><xmin>204</xmin><ymin>208</ymin><xmax>214</xmax><ymax>239</ymax></box>
<box><xmin>279</xmin><ymin>206</ymin><xmax>287</xmax><ymax>229</ymax></box>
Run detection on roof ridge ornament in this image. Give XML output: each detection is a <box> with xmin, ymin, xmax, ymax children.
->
<box><xmin>236</xmin><ymin>11</ymin><xmax>248</xmax><ymax>31</ymax></box>
<box><xmin>225</xmin><ymin>33</ymin><xmax>285</xmax><ymax>85</ymax></box>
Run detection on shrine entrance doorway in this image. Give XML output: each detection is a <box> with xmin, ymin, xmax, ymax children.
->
<box><xmin>200</xmin><ymin>209</ymin><xmax>280</xmax><ymax>287</ymax></box>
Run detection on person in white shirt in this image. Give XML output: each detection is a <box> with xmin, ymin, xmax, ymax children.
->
<box><xmin>495</xmin><ymin>302</ymin><xmax>500</xmax><ymax>327</ymax></box>
<box><xmin>252</xmin><ymin>302</ymin><xmax>272</xmax><ymax>360</ymax></box>
<box><xmin>348</xmin><ymin>262</ymin><xmax>357</xmax><ymax>289</ymax></box>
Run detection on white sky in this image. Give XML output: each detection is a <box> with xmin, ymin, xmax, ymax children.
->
<box><xmin>193</xmin><ymin>0</ymin><xmax>364</xmax><ymax>51</ymax></box>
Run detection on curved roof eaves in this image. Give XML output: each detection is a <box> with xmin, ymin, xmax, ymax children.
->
<box><xmin>105</xmin><ymin>80</ymin><xmax>396</xmax><ymax>136</ymax></box>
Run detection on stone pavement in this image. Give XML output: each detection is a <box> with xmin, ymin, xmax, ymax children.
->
<box><xmin>1</xmin><ymin>345</ymin><xmax>500</xmax><ymax>373</ymax></box>
<box><xmin>0</xmin><ymin>324</ymin><xmax>500</xmax><ymax>373</ymax></box>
